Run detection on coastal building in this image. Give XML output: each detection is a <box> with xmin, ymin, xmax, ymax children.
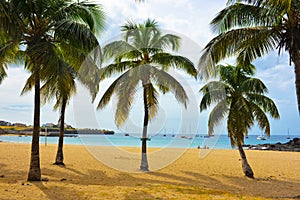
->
<box><xmin>43</xmin><ymin>123</ymin><xmax>56</xmax><ymax>128</ymax></box>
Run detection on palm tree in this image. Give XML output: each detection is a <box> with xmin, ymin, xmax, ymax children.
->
<box><xmin>98</xmin><ymin>19</ymin><xmax>197</xmax><ymax>171</ymax></box>
<box><xmin>0</xmin><ymin>0</ymin><xmax>104</xmax><ymax>181</ymax></box>
<box><xmin>22</xmin><ymin>55</ymin><xmax>101</xmax><ymax>166</ymax></box>
<box><xmin>199</xmin><ymin>0</ymin><xmax>300</xmax><ymax>113</ymax></box>
<box><xmin>23</xmin><ymin>61</ymin><xmax>77</xmax><ymax>166</ymax></box>
<box><xmin>199</xmin><ymin>64</ymin><xmax>280</xmax><ymax>178</ymax></box>
<box><xmin>41</xmin><ymin>63</ymin><xmax>76</xmax><ymax>166</ymax></box>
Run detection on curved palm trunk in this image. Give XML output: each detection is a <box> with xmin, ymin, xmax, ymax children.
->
<box><xmin>293</xmin><ymin>55</ymin><xmax>300</xmax><ymax>114</ymax></box>
<box><xmin>54</xmin><ymin>98</ymin><xmax>67</xmax><ymax>165</ymax></box>
<box><xmin>238</xmin><ymin>143</ymin><xmax>254</xmax><ymax>179</ymax></box>
<box><xmin>140</xmin><ymin>84</ymin><xmax>149</xmax><ymax>171</ymax></box>
<box><xmin>27</xmin><ymin>65</ymin><xmax>41</xmax><ymax>181</ymax></box>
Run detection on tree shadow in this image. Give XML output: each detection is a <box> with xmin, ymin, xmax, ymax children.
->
<box><xmin>2</xmin><ymin>161</ymin><xmax>299</xmax><ymax>200</ymax></box>
<box><xmin>31</xmin><ymin>182</ymin><xmax>83</xmax><ymax>200</ymax></box>
<box><xmin>181</xmin><ymin>171</ymin><xmax>300</xmax><ymax>199</ymax></box>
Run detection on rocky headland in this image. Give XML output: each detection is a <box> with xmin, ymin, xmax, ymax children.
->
<box><xmin>243</xmin><ymin>138</ymin><xmax>300</xmax><ymax>152</ymax></box>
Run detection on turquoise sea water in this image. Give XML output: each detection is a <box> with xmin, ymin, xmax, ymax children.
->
<box><xmin>0</xmin><ymin>133</ymin><xmax>297</xmax><ymax>149</ymax></box>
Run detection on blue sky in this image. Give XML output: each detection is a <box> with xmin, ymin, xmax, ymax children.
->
<box><xmin>0</xmin><ymin>0</ymin><xmax>299</xmax><ymax>136</ymax></box>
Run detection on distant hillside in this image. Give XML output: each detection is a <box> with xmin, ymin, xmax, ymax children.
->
<box><xmin>0</xmin><ymin>121</ymin><xmax>114</xmax><ymax>136</ymax></box>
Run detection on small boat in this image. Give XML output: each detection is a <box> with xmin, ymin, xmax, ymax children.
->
<box><xmin>180</xmin><ymin>135</ymin><xmax>193</xmax><ymax>139</ymax></box>
<box><xmin>257</xmin><ymin>134</ymin><xmax>266</xmax><ymax>140</ymax></box>
<box><xmin>124</xmin><ymin>133</ymin><xmax>129</xmax><ymax>136</ymax></box>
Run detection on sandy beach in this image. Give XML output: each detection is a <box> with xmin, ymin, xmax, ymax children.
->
<box><xmin>0</xmin><ymin>142</ymin><xmax>299</xmax><ymax>200</ymax></box>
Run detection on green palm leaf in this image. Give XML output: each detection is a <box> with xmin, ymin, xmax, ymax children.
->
<box><xmin>208</xmin><ymin>100</ymin><xmax>228</xmax><ymax>136</ymax></box>
<box><xmin>200</xmin><ymin>64</ymin><xmax>279</xmax><ymax>147</ymax></box>
<box><xmin>199</xmin><ymin>81</ymin><xmax>227</xmax><ymax>111</ymax></box>
<box><xmin>103</xmin><ymin>41</ymin><xmax>138</xmax><ymax>61</ymax></box>
<box><xmin>201</xmin><ymin>0</ymin><xmax>300</xmax><ymax>114</ymax></box>
<box><xmin>152</xmin><ymin>53</ymin><xmax>197</xmax><ymax>77</ymax></box>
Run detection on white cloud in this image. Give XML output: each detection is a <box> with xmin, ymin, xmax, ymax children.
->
<box><xmin>259</xmin><ymin>64</ymin><xmax>294</xmax><ymax>90</ymax></box>
<box><xmin>99</xmin><ymin>0</ymin><xmax>226</xmax><ymax>45</ymax></box>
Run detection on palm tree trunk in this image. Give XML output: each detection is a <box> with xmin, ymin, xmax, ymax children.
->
<box><xmin>238</xmin><ymin>143</ymin><xmax>254</xmax><ymax>179</ymax></box>
<box><xmin>27</xmin><ymin>65</ymin><xmax>41</xmax><ymax>181</ymax></box>
<box><xmin>140</xmin><ymin>84</ymin><xmax>149</xmax><ymax>171</ymax></box>
<box><xmin>54</xmin><ymin>98</ymin><xmax>67</xmax><ymax>166</ymax></box>
<box><xmin>293</xmin><ymin>55</ymin><xmax>300</xmax><ymax>114</ymax></box>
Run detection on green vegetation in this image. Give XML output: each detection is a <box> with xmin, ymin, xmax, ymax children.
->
<box><xmin>22</xmin><ymin>34</ymin><xmax>103</xmax><ymax>165</ymax></box>
<box><xmin>0</xmin><ymin>0</ymin><xmax>104</xmax><ymax>181</ymax></box>
<box><xmin>98</xmin><ymin>19</ymin><xmax>197</xmax><ymax>171</ymax></box>
<box><xmin>200</xmin><ymin>63</ymin><xmax>280</xmax><ymax>178</ymax></box>
<box><xmin>0</xmin><ymin>126</ymin><xmax>32</xmax><ymax>132</ymax></box>
<box><xmin>199</xmin><ymin>0</ymin><xmax>300</xmax><ymax>113</ymax></box>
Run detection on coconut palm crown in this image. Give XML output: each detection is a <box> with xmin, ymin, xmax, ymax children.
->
<box><xmin>200</xmin><ymin>63</ymin><xmax>280</xmax><ymax>178</ymax></box>
<box><xmin>199</xmin><ymin>0</ymin><xmax>300</xmax><ymax>113</ymax></box>
<box><xmin>98</xmin><ymin>19</ymin><xmax>197</xmax><ymax>171</ymax></box>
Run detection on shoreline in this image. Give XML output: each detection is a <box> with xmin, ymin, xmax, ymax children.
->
<box><xmin>0</xmin><ymin>143</ymin><xmax>299</xmax><ymax>199</ymax></box>
<box><xmin>1</xmin><ymin>135</ymin><xmax>300</xmax><ymax>152</ymax></box>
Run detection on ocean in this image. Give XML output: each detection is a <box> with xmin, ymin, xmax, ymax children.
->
<box><xmin>0</xmin><ymin>133</ymin><xmax>297</xmax><ymax>149</ymax></box>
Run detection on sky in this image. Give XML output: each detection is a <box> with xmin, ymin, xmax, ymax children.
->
<box><xmin>0</xmin><ymin>0</ymin><xmax>299</xmax><ymax>136</ymax></box>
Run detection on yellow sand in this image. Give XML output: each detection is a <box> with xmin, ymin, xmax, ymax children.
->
<box><xmin>0</xmin><ymin>142</ymin><xmax>299</xmax><ymax>200</ymax></box>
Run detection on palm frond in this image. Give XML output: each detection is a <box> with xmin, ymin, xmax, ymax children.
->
<box><xmin>114</xmin><ymin>72</ymin><xmax>140</xmax><ymax>127</ymax></box>
<box><xmin>228</xmin><ymin>0</ymin><xmax>293</xmax><ymax>11</ymax></box>
<box><xmin>144</xmin><ymin>83</ymin><xmax>159</xmax><ymax>121</ymax></box>
<box><xmin>53</xmin><ymin>1</ymin><xmax>105</xmax><ymax>35</ymax></box>
<box><xmin>78</xmin><ymin>68</ymin><xmax>101</xmax><ymax>101</ymax></box>
<box><xmin>55</xmin><ymin>20</ymin><xmax>99</xmax><ymax>54</ymax></box>
<box><xmin>240</xmin><ymin>77</ymin><xmax>268</xmax><ymax>94</ymax></box>
<box><xmin>246</xmin><ymin>93</ymin><xmax>280</xmax><ymax>118</ymax></box>
<box><xmin>122</xmin><ymin>19</ymin><xmax>160</xmax><ymax>49</ymax></box>
<box><xmin>0</xmin><ymin>65</ymin><xmax>7</xmax><ymax>84</ymax></box>
<box><xmin>211</xmin><ymin>3</ymin><xmax>276</xmax><ymax>33</ymax></box>
<box><xmin>199</xmin><ymin>81</ymin><xmax>228</xmax><ymax>111</ymax></box>
<box><xmin>102</xmin><ymin>40</ymin><xmax>138</xmax><ymax>61</ymax></box>
<box><xmin>199</xmin><ymin>27</ymin><xmax>279</xmax><ymax>79</ymax></box>
<box><xmin>151</xmin><ymin>34</ymin><xmax>181</xmax><ymax>51</ymax></box>
<box><xmin>21</xmin><ymin>73</ymin><xmax>34</xmax><ymax>96</ymax></box>
<box><xmin>236</xmin><ymin>29</ymin><xmax>281</xmax><ymax>64</ymax></box>
<box><xmin>0</xmin><ymin>0</ymin><xmax>25</xmax><ymax>38</ymax></box>
<box><xmin>0</xmin><ymin>40</ymin><xmax>20</xmax><ymax>65</ymax></box>
<box><xmin>249</xmin><ymin>101</ymin><xmax>271</xmax><ymax>137</ymax></box>
<box><xmin>97</xmin><ymin>71</ymin><xmax>132</xmax><ymax>110</ymax></box>
<box><xmin>156</xmin><ymin>84</ymin><xmax>170</xmax><ymax>94</ymax></box>
<box><xmin>152</xmin><ymin>53</ymin><xmax>197</xmax><ymax>78</ymax></box>
<box><xmin>116</xmin><ymin>49</ymin><xmax>143</xmax><ymax>62</ymax></box>
<box><xmin>102</xmin><ymin>61</ymin><xmax>136</xmax><ymax>79</ymax></box>
<box><xmin>146</xmin><ymin>65</ymin><xmax>189</xmax><ymax>108</ymax></box>
<box><xmin>208</xmin><ymin>100</ymin><xmax>228</xmax><ymax>135</ymax></box>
